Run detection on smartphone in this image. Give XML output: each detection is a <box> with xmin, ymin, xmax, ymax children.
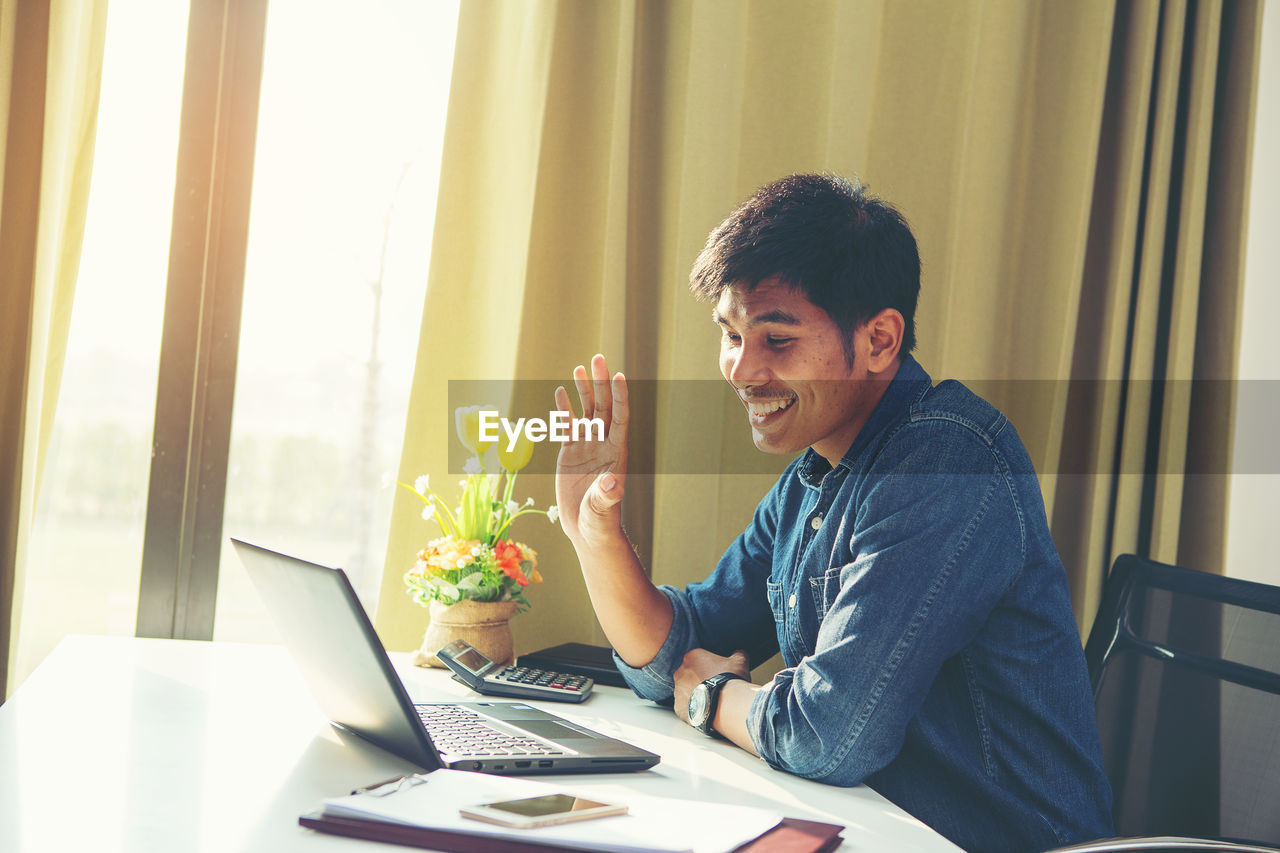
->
<box><xmin>459</xmin><ymin>793</ymin><xmax>627</xmax><ymax>828</ymax></box>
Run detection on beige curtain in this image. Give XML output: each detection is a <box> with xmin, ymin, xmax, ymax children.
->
<box><xmin>1</xmin><ymin>0</ymin><xmax>108</xmax><ymax>699</ymax></box>
<box><xmin>376</xmin><ymin>0</ymin><xmax>1261</xmax><ymax>655</ymax></box>
<box><xmin>1047</xmin><ymin>0</ymin><xmax>1261</xmax><ymax>640</ymax></box>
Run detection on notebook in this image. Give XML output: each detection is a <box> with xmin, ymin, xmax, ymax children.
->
<box><xmin>232</xmin><ymin>538</ymin><xmax>660</xmax><ymax>775</ymax></box>
<box><xmin>518</xmin><ymin>642</ymin><xmax>629</xmax><ymax>688</ymax></box>
<box><xmin>304</xmin><ymin>768</ymin><xmax>799</xmax><ymax>853</ymax></box>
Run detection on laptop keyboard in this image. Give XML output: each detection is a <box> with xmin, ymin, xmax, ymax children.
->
<box><xmin>415</xmin><ymin>704</ymin><xmax>568</xmax><ymax>757</ymax></box>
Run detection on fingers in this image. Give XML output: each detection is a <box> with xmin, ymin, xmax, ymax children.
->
<box><xmin>572</xmin><ymin>365</ymin><xmax>592</xmax><ymax>421</ymax></box>
<box><xmin>590</xmin><ymin>354</ymin><xmax>611</xmax><ymax>420</ymax></box>
<box><xmin>609</xmin><ymin>372</ymin><xmax>629</xmax><ymax>446</ymax></box>
<box><xmin>566</xmin><ymin>356</ymin><xmax>624</xmax><ymax>447</ymax></box>
<box><xmin>679</xmin><ymin>647</ymin><xmax>751</xmax><ymax>681</ymax></box>
<box><xmin>583</xmin><ymin>471</ymin><xmax>624</xmax><ymax>526</ymax></box>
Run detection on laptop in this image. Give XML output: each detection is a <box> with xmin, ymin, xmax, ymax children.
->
<box><xmin>231</xmin><ymin>538</ymin><xmax>659</xmax><ymax>775</ymax></box>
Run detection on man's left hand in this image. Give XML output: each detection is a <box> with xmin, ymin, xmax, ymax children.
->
<box><xmin>673</xmin><ymin>648</ymin><xmax>750</xmax><ymax>723</ymax></box>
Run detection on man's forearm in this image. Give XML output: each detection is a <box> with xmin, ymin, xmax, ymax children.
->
<box><xmin>713</xmin><ymin>679</ymin><xmax>763</xmax><ymax>756</ymax></box>
<box><xmin>571</xmin><ymin>529</ymin><xmax>674</xmax><ymax>669</ymax></box>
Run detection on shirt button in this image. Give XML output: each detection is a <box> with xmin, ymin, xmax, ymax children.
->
<box><xmin>810</xmin><ymin>515</ymin><xmax>823</xmax><ymax>530</ymax></box>
<box><xmin>788</xmin><ymin>593</ymin><xmax>797</xmax><ymax>608</ymax></box>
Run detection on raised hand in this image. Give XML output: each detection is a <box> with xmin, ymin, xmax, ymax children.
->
<box><xmin>553</xmin><ymin>354</ymin><xmax>629</xmax><ymax>548</ymax></box>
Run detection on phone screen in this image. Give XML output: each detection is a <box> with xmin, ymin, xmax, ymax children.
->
<box><xmin>484</xmin><ymin>794</ymin><xmax>610</xmax><ymax>817</ymax></box>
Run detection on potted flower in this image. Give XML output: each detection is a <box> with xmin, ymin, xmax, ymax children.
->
<box><xmin>401</xmin><ymin>405</ymin><xmax>558</xmax><ymax>667</ymax></box>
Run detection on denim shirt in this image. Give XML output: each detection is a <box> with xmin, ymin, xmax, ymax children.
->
<box><xmin>616</xmin><ymin>356</ymin><xmax>1114</xmax><ymax>853</ymax></box>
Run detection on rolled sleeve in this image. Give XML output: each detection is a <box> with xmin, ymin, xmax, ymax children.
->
<box><xmin>611</xmin><ymin>585</ymin><xmax>698</xmax><ymax>704</ymax></box>
<box><xmin>746</xmin><ymin>676</ymin><xmax>782</xmax><ymax>761</ymax></box>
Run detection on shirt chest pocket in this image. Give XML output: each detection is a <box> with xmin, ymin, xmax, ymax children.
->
<box><xmin>808</xmin><ymin>565</ymin><xmax>842</xmax><ymax>621</ymax></box>
<box><xmin>766</xmin><ymin>579</ymin><xmax>809</xmax><ymax>665</ymax></box>
<box><xmin>766</xmin><ymin>579</ymin><xmax>785</xmax><ymax>621</ymax></box>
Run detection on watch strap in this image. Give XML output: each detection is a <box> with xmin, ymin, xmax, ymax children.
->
<box><xmin>693</xmin><ymin>671</ymin><xmax>745</xmax><ymax>736</ymax></box>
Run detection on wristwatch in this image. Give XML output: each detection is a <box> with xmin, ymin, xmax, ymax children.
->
<box><xmin>687</xmin><ymin>672</ymin><xmax>745</xmax><ymax>737</ymax></box>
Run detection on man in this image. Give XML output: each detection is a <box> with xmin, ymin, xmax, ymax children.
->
<box><xmin>553</xmin><ymin>174</ymin><xmax>1113</xmax><ymax>852</ymax></box>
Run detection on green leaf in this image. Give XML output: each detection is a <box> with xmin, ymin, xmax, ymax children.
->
<box><xmin>430</xmin><ymin>577</ymin><xmax>459</xmax><ymax>599</ymax></box>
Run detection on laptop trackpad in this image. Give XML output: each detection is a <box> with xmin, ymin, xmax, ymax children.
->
<box><xmin>518</xmin><ymin>720</ymin><xmax>594</xmax><ymax>740</ymax></box>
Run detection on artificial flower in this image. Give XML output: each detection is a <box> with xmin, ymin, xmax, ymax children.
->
<box><xmin>455</xmin><ymin>405</ymin><xmax>497</xmax><ymax>454</ymax></box>
<box><xmin>493</xmin><ymin>540</ymin><xmax>529</xmax><ymax>585</ymax></box>
<box><xmin>398</xmin><ymin>405</ymin><xmax>558</xmax><ymax>612</ymax></box>
<box><xmin>498</xmin><ymin>430</ymin><xmax>535</xmax><ymax>472</ymax></box>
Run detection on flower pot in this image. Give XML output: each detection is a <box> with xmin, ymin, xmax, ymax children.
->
<box><xmin>413</xmin><ymin>599</ymin><xmax>518</xmax><ymax>668</ymax></box>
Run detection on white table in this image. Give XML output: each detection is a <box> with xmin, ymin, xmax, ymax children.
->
<box><xmin>0</xmin><ymin>635</ymin><xmax>960</xmax><ymax>851</ymax></box>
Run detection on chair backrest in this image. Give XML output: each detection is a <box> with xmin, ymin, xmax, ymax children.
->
<box><xmin>1084</xmin><ymin>555</ymin><xmax>1280</xmax><ymax>844</ymax></box>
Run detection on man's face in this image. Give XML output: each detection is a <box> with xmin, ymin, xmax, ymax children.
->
<box><xmin>714</xmin><ymin>278</ymin><xmax>879</xmax><ymax>466</ymax></box>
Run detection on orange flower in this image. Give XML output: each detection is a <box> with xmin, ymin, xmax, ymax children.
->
<box><xmin>492</xmin><ymin>539</ymin><xmax>527</xmax><ymax>585</ymax></box>
<box><xmin>515</xmin><ymin>542</ymin><xmax>541</xmax><ymax>583</ymax></box>
<box><xmin>417</xmin><ymin>537</ymin><xmax>480</xmax><ymax>574</ymax></box>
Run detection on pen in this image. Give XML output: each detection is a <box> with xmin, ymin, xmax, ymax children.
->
<box><xmin>350</xmin><ymin>775</ymin><xmax>407</xmax><ymax>796</ymax></box>
<box><xmin>349</xmin><ymin>772</ymin><xmax>432</xmax><ymax>796</ymax></box>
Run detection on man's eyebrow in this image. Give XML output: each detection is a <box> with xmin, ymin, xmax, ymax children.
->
<box><xmin>712</xmin><ymin>307</ymin><xmax>802</xmax><ymax>327</ymax></box>
<box><xmin>752</xmin><ymin>309</ymin><xmax>802</xmax><ymax>326</ymax></box>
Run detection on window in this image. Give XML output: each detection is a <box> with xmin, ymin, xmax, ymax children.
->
<box><xmin>14</xmin><ymin>0</ymin><xmax>458</xmax><ymax>683</ymax></box>
<box><xmin>1225</xmin><ymin>0</ymin><xmax>1280</xmax><ymax>587</ymax></box>
<box><xmin>14</xmin><ymin>0</ymin><xmax>188</xmax><ymax>686</ymax></box>
<box><xmin>214</xmin><ymin>0</ymin><xmax>459</xmax><ymax>640</ymax></box>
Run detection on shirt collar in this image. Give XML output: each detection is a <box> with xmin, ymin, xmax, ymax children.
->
<box><xmin>796</xmin><ymin>354</ymin><xmax>932</xmax><ymax>488</ymax></box>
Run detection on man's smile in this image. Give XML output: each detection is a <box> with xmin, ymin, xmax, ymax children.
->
<box><xmin>741</xmin><ymin>392</ymin><xmax>797</xmax><ymax>424</ymax></box>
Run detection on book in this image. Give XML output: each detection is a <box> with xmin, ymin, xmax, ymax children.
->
<box><xmin>303</xmin><ymin>768</ymin><xmax>823</xmax><ymax>853</ymax></box>
<box><xmin>517</xmin><ymin>642</ymin><xmax>630</xmax><ymax>688</ymax></box>
<box><xmin>300</xmin><ymin>812</ymin><xmax>845</xmax><ymax>853</ymax></box>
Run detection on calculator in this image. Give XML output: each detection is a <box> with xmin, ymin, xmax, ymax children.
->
<box><xmin>435</xmin><ymin>639</ymin><xmax>595</xmax><ymax>703</ymax></box>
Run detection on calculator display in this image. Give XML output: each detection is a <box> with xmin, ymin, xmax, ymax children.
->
<box><xmin>454</xmin><ymin>647</ymin><xmax>491</xmax><ymax>673</ymax></box>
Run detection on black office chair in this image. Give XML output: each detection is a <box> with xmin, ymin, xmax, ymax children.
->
<box><xmin>1047</xmin><ymin>554</ymin><xmax>1280</xmax><ymax>853</ymax></box>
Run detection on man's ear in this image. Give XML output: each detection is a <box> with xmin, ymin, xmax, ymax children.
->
<box><xmin>865</xmin><ymin>308</ymin><xmax>904</xmax><ymax>373</ymax></box>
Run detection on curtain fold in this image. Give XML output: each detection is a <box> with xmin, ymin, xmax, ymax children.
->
<box><xmin>1052</xmin><ymin>0</ymin><xmax>1261</xmax><ymax>640</ymax></box>
<box><xmin>376</xmin><ymin>1</ymin><xmax>643</xmax><ymax>652</ymax></box>
<box><xmin>1</xmin><ymin>0</ymin><xmax>108</xmax><ymax>699</ymax></box>
<box><xmin>377</xmin><ymin>0</ymin><xmax>1261</xmax><ymax>657</ymax></box>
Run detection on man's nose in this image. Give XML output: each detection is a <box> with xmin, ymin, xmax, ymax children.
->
<box><xmin>726</xmin><ymin>343</ymin><xmax>771</xmax><ymax>387</ymax></box>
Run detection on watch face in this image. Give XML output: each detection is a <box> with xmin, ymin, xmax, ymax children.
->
<box><xmin>688</xmin><ymin>683</ymin><xmax>711</xmax><ymax>728</ymax></box>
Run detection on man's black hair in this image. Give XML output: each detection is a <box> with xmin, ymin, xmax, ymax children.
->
<box><xmin>689</xmin><ymin>174</ymin><xmax>920</xmax><ymax>365</ymax></box>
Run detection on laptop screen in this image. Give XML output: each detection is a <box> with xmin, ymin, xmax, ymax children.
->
<box><xmin>231</xmin><ymin>538</ymin><xmax>441</xmax><ymax>769</ymax></box>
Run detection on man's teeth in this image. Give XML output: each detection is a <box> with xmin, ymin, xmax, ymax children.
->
<box><xmin>746</xmin><ymin>397</ymin><xmax>795</xmax><ymax>416</ymax></box>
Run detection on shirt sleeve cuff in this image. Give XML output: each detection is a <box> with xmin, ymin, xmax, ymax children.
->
<box><xmin>746</xmin><ymin>668</ymin><xmax>790</xmax><ymax>768</ymax></box>
<box><xmin>610</xmin><ymin>585</ymin><xmax>696</xmax><ymax>704</ymax></box>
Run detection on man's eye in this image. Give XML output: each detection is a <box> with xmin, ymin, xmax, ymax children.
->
<box><xmin>767</xmin><ymin>337</ymin><xmax>794</xmax><ymax>347</ymax></box>
<box><xmin>723</xmin><ymin>332</ymin><xmax>742</xmax><ymax>345</ymax></box>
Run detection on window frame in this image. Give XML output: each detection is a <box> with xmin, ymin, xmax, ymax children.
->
<box><xmin>135</xmin><ymin>0</ymin><xmax>267</xmax><ymax>640</ymax></box>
